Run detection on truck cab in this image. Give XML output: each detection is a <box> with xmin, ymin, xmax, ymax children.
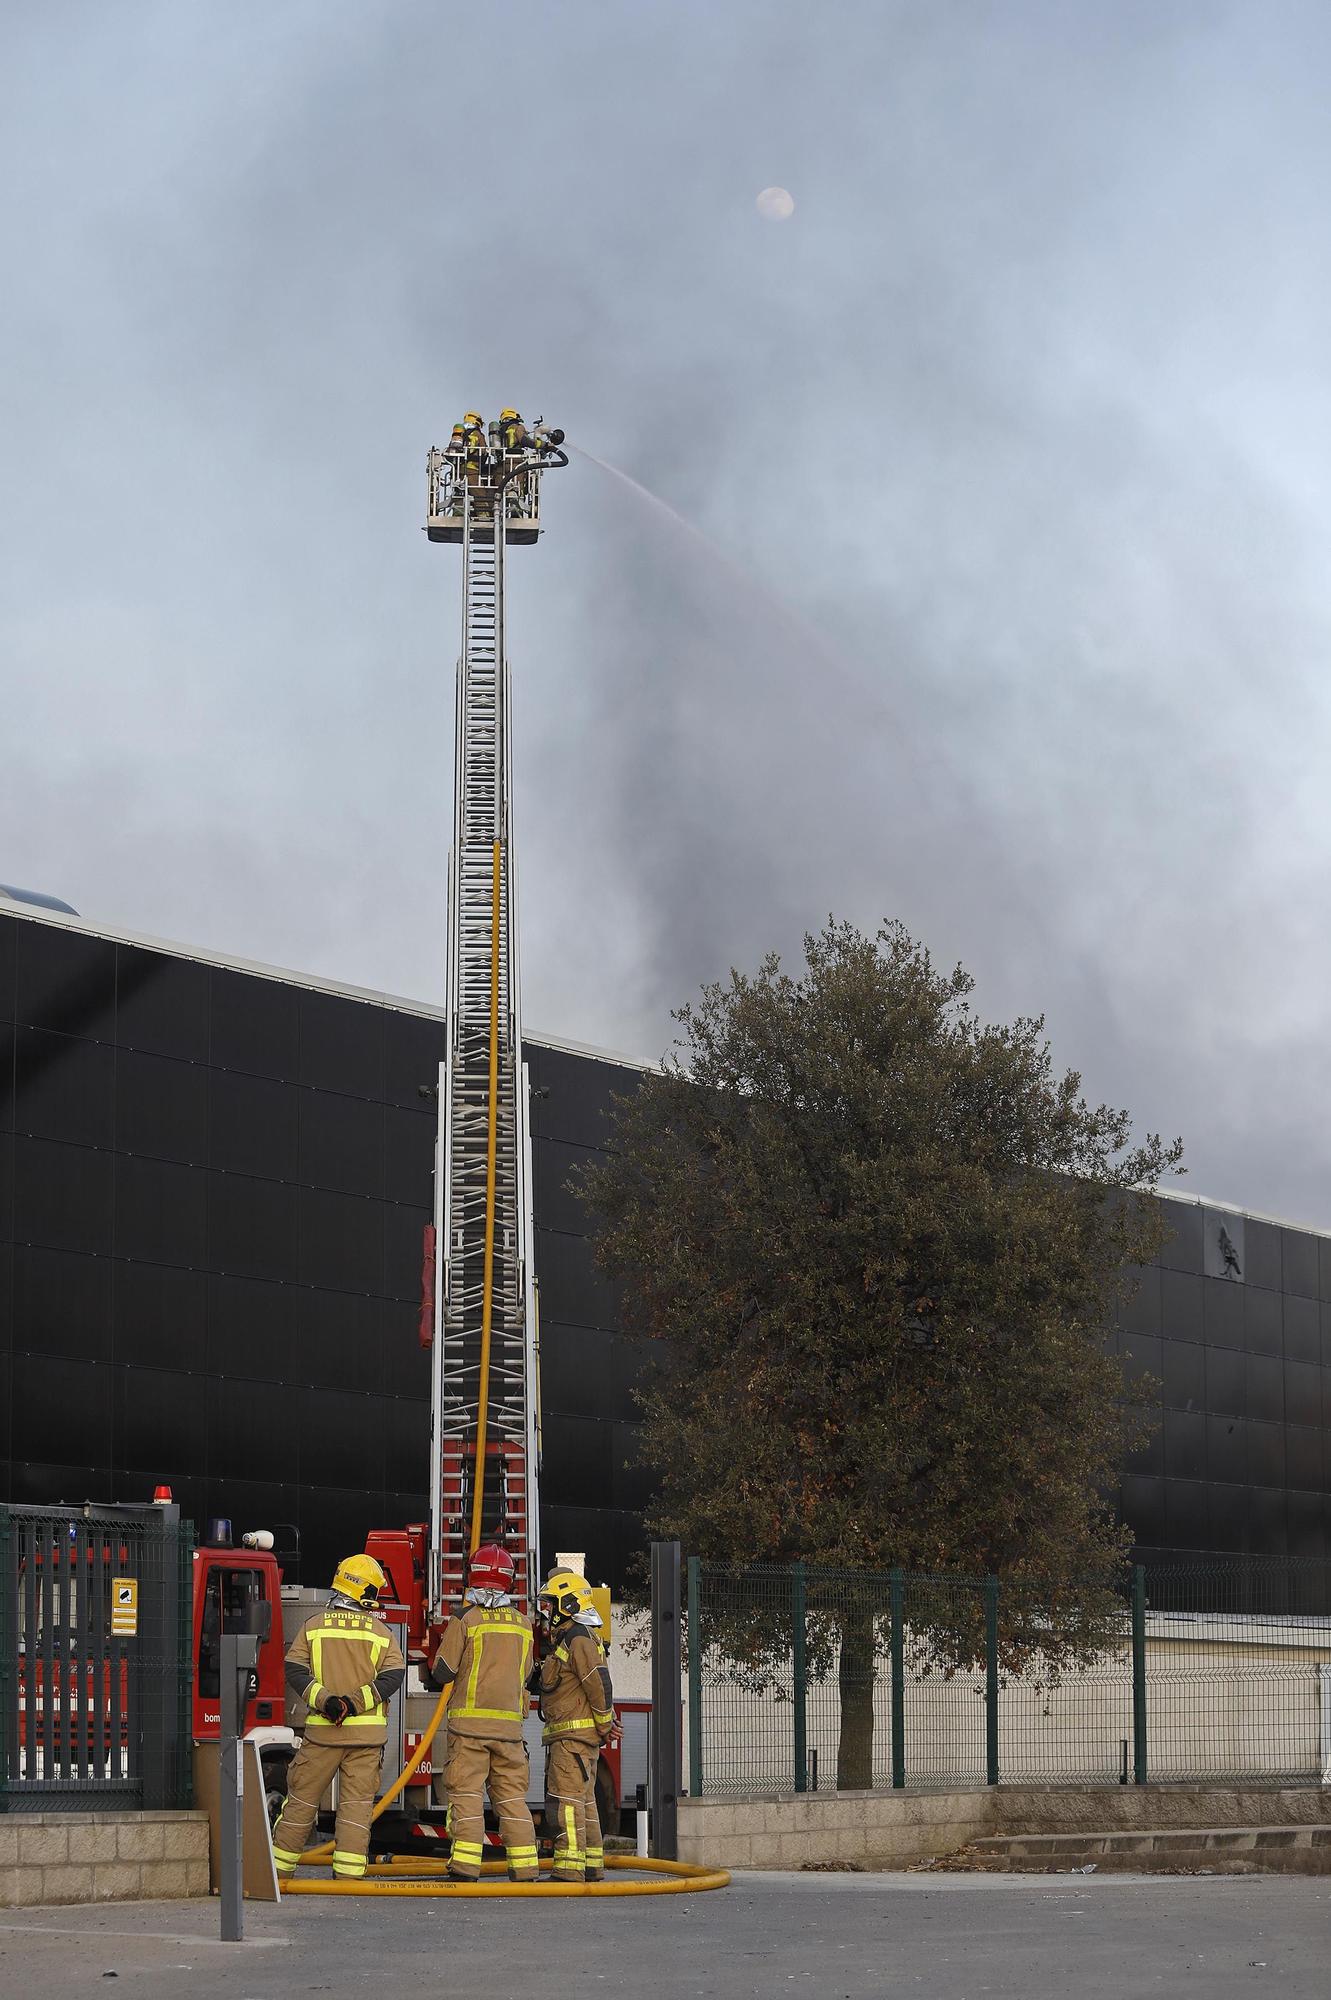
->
<box><xmin>191</xmin><ymin>1541</ymin><xmax>286</xmax><ymax>1741</ymax></box>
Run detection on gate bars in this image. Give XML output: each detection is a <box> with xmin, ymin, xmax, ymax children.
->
<box><xmin>0</xmin><ymin>1501</ymin><xmax>194</xmax><ymax>1812</ymax></box>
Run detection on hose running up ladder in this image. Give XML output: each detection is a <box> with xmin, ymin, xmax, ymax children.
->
<box><xmin>296</xmin><ymin>810</ymin><xmax>508</xmax><ymax>1862</ymax></box>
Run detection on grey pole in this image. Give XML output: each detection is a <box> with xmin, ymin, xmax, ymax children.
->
<box><xmin>218</xmin><ymin>1632</ymin><xmax>260</xmax><ymax>1943</ymax></box>
<box><xmin>649</xmin><ymin>1540</ymin><xmax>682</xmax><ymax>1861</ymax></box>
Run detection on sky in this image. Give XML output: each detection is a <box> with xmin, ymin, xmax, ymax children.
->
<box><xmin>4</xmin><ymin>1</ymin><xmax>1331</xmax><ymax>1224</ymax></box>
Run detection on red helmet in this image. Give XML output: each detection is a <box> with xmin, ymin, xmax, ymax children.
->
<box><xmin>467</xmin><ymin>1542</ymin><xmax>516</xmax><ymax>1593</ymax></box>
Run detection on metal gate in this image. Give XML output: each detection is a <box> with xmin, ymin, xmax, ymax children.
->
<box><xmin>0</xmin><ymin>1501</ymin><xmax>194</xmax><ymax>1812</ymax></box>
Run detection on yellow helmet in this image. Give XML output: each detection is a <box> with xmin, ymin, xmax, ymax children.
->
<box><xmin>331</xmin><ymin>1553</ymin><xmax>388</xmax><ymax>1607</ymax></box>
<box><xmin>499</xmin><ymin>407</ymin><xmax>520</xmax><ymax>421</ymax></box>
<box><xmin>539</xmin><ymin>1566</ymin><xmax>595</xmax><ymax>1623</ymax></box>
<box><xmin>463</xmin><ymin>410</ymin><xmax>483</xmax><ymax>426</ymax></box>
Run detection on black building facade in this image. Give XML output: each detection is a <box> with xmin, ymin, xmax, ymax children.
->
<box><xmin>1117</xmin><ymin>1195</ymin><xmax>1331</xmax><ymax>1559</ymax></box>
<box><xmin>0</xmin><ymin>903</ymin><xmax>645</xmax><ymax>1589</ymax></box>
<box><xmin>3</xmin><ymin>900</ymin><xmax>1331</xmax><ymax>1586</ymax></box>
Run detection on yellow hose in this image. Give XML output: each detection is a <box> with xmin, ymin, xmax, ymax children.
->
<box><xmin>281</xmin><ymin>1855</ymin><xmax>731</xmax><ymax>1897</ymax></box>
<box><xmin>467</xmin><ymin>838</ymin><xmax>504</xmax><ymax>1554</ymax></box>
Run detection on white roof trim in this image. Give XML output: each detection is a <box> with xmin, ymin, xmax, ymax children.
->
<box><xmin>1153</xmin><ymin>1185</ymin><xmax>1331</xmax><ymax>1244</ymax></box>
<box><xmin>0</xmin><ymin>896</ymin><xmax>659</xmax><ymax>1074</ymax></box>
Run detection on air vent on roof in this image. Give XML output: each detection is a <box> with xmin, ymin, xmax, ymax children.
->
<box><xmin>0</xmin><ymin>882</ymin><xmax>80</xmax><ymax>916</ymax></box>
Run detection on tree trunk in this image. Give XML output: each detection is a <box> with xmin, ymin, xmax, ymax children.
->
<box><xmin>836</xmin><ymin>1603</ymin><xmax>876</xmax><ymax>1790</ymax></box>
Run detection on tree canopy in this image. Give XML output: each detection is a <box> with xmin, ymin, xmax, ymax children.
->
<box><xmin>582</xmin><ymin>919</ymin><xmax>1180</xmax><ymax>1761</ymax></box>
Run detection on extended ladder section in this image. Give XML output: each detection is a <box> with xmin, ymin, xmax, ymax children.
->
<box><xmin>426</xmin><ymin>436</ymin><xmax>563</xmax><ymax>1625</ymax></box>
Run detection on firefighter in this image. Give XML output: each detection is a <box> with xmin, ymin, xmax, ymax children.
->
<box><xmin>429</xmin><ymin>1542</ymin><xmax>539</xmax><ymax>1882</ymax></box>
<box><xmin>536</xmin><ymin>1566</ymin><xmax>616</xmax><ymax>1883</ymax></box>
<box><xmin>498</xmin><ymin>407</ymin><xmax>528</xmax><ymax>454</ymax></box>
<box><xmin>495</xmin><ymin>407</ymin><xmax>531</xmax><ymax>519</ymax></box>
<box><xmin>460</xmin><ymin>409</ymin><xmax>492</xmax><ymax>519</ymax></box>
<box><xmin>271</xmin><ymin>1553</ymin><xmax>405</xmax><ymax>1882</ymax></box>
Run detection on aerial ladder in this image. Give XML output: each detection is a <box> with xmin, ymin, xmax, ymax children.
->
<box><xmin>361</xmin><ymin>416</ymin><xmax>652</xmax><ymax>1829</ymax></box>
<box><xmin>421</xmin><ymin>416</ymin><xmax>567</xmax><ymax>1629</ymax></box>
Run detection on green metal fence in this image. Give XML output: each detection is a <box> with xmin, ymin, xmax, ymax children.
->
<box><xmin>0</xmin><ymin>1502</ymin><xmax>195</xmax><ymax>1813</ymax></box>
<box><xmin>686</xmin><ymin>1554</ymin><xmax>1331</xmax><ymax>1798</ymax></box>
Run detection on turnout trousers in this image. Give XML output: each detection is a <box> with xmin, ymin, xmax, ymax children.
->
<box><xmin>444</xmin><ymin>1733</ymin><xmax>539</xmax><ymax>1881</ymax></box>
<box><xmin>544</xmin><ymin>1736</ymin><xmax>604</xmax><ymax>1883</ymax></box>
<box><xmin>272</xmin><ymin>1739</ymin><xmax>382</xmax><ymax>1880</ymax></box>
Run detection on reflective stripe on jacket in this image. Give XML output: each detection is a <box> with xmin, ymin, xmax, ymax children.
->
<box><xmin>432</xmin><ymin>1602</ymin><xmax>533</xmax><ymax>1740</ymax></box>
<box><xmin>539</xmin><ymin>1626</ymin><xmax>614</xmax><ymax>1745</ymax></box>
<box><xmin>285</xmin><ymin>1606</ymin><xmax>405</xmax><ymax>1744</ymax></box>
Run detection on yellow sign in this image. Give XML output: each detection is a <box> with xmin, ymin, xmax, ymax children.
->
<box><xmin>111</xmin><ymin>1576</ymin><xmax>138</xmax><ymax>1636</ymax></box>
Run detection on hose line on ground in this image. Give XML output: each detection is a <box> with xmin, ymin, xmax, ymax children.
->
<box><xmin>281</xmin><ymin>1855</ymin><xmax>731</xmax><ymax>1897</ymax></box>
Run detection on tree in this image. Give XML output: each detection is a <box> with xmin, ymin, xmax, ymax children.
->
<box><xmin>581</xmin><ymin>920</ymin><xmax>1180</xmax><ymax>1786</ymax></box>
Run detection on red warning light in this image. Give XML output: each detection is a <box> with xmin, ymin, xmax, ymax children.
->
<box><xmin>152</xmin><ymin>1484</ymin><xmax>174</xmax><ymax>1504</ymax></box>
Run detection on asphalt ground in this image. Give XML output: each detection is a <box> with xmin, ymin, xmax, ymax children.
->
<box><xmin>1</xmin><ymin>1872</ymin><xmax>1327</xmax><ymax>1999</ymax></box>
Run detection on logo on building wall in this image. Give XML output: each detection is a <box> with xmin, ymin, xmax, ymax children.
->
<box><xmin>1203</xmin><ymin>1208</ymin><xmax>1246</xmax><ymax>1283</ymax></box>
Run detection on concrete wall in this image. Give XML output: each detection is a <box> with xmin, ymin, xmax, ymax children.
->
<box><xmin>0</xmin><ymin>1812</ymin><xmax>210</xmax><ymax>1908</ymax></box>
<box><xmin>678</xmin><ymin>1792</ymin><xmax>999</xmax><ymax>1870</ymax></box>
<box><xmin>677</xmin><ymin>1784</ymin><xmax>1331</xmax><ymax>1871</ymax></box>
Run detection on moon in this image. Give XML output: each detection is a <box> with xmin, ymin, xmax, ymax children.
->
<box><xmin>756</xmin><ymin>186</ymin><xmax>795</xmax><ymax>221</ymax></box>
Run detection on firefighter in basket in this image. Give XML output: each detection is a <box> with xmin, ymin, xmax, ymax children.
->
<box><xmin>444</xmin><ymin>423</ymin><xmax>469</xmax><ymax>508</ymax></box>
<box><xmin>429</xmin><ymin>1542</ymin><xmax>540</xmax><ymax>1882</ymax></box>
<box><xmin>460</xmin><ymin>410</ymin><xmax>493</xmax><ymax>517</ymax></box>
<box><xmin>536</xmin><ymin>1567</ymin><xmax>616</xmax><ymax>1883</ymax></box>
<box><xmin>498</xmin><ymin>407</ymin><xmax>528</xmax><ymax>454</ymax></box>
<box><xmin>271</xmin><ymin>1554</ymin><xmax>405</xmax><ymax>1882</ymax></box>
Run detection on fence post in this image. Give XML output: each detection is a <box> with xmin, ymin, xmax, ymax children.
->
<box><xmin>889</xmin><ymin>1567</ymin><xmax>906</xmax><ymax>1790</ymax></box>
<box><xmin>649</xmin><ymin>1540</ymin><xmax>682</xmax><ymax>1859</ymax></box>
<box><xmin>792</xmin><ymin>1562</ymin><xmax>807</xmax><ymax>1793</ymax></box>
<box><xmin>984</xmin><ymin>1576</ymin><xmax>1000</xmax><ymax>1787</ymax></box>
<box><xmin>138</xmin><ymin>1501</ymin><xmax>184</xmax><ymax>1812</ymax></box>
<box><xmin>176</xmin><ymin>1522</ymin><xmax>196</xmax><ymax>1807</ymax></box>
<box><xmin>1131</xmin><ymin>1564</ymin><xmax>1147</xmax><ymax>1786</ymax></box>
<box><xmin>686</xmin><ymin>1555</ymin><xmax>702</xmax><ymax>1800</ymax></box>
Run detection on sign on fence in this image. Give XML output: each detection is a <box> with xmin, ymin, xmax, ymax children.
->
<box><xmin>111</xmin><ymin>1579</ymin><xmax>139</xmax><ymax>1637</ymax></box>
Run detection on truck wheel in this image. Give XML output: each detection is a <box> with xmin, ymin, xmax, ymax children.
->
<box><xmin>261</xmin><ymin>1749</ymin><xmax>293</xmax><ymax>1826</ymax></box>
<box><xmin>595</xmin><ymin>1757</ymin><xmax>618</xmax><ymax>1839</ymax></box>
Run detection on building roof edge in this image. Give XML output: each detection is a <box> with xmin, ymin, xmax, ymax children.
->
<box><xmin>0</xmin><ymin>897</ymin><xmax>660</xmax><ymax>1072</ymax></box>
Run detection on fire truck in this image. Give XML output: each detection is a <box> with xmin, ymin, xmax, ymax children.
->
<box><xmin>186</xmin><ymin>416</ymin><xmax>648</xmax><ymax>1835</ymax></box>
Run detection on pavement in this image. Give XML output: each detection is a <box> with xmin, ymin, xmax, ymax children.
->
<box><xmin>2</xmin><ymin>1871</ymin><xmax>1328</xmax><ymax>1998</ymax></box>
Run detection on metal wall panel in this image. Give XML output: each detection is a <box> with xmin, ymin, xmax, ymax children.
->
<box><xmin>3</xmin><ymin>910</ymin><xmax>1329</xmax><ymax>1591</ymax></box>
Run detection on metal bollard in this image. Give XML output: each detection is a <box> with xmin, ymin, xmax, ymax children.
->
<box><xmin>218</xmin><ymin>1597</ymin><xmax>271</xmax><ymax>1943</ymax></box>
<box><xmin>219</xmin><ymin>1631</ymin><xmax>261</xmax><ymax>1941</ymax></box>
<box><xmin>635</xmin><ymin>1782</ymin><xmax>649</xmax><ymax>1860</ymax></box>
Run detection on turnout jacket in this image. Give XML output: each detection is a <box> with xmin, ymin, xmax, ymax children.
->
<box><xmin>538</xmin><ymin>1623</ymin><xmax>614</xmax><ymax>1746</ymax></box>
<box><xmin>430</xmin><ymin>1600</ymin><xmax>534</xmax><ymax>1741</ymax></box>
<box><xmin>285</xmin><ymin>1603</ymin><xmax>405</xmax><ymax>1744</ymax></box>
